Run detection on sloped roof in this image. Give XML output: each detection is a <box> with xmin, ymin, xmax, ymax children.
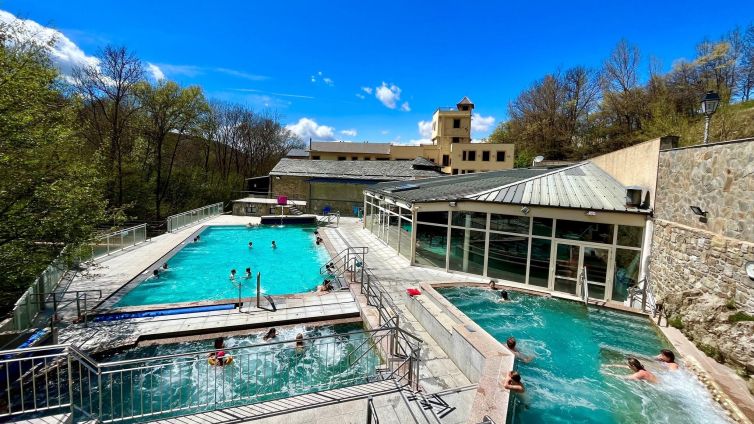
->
<box><xmin>370</xmin><ymin>162</ymin><xmax>650</xmax><ymax>213</ymax></box>
<box><xmin>270</xmin><ymin>158</ymin><xmax>443</xmax><ymax>181</ymax></box>
<box><xmin>457</xmin><ymin>96</ymin><xmax>474</xmax><ymax>105</ymax></box>
<box><xmin>286</xmin><ymin>148</ymin><xmax>309</xmax><ymax>158</ymax></box>
<box><xmin>310</xmin><ymin>141</ymin><xmax>391</xmax><ymax>154</ymax></box>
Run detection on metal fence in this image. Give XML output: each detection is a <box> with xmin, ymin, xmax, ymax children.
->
<box><xmin>77</xmin><ymin>224</ymin><xmax>149</xmax><ymax>263</ymax></box>
<box><xmin>166</xmin><ymin>202</ymin><xmax>224</xmax><ymax>233</ymax></box>
<box><xmin>0</xmin><ymin>327</ymin><xmax>421</xmax><ymax>422</ymax></box>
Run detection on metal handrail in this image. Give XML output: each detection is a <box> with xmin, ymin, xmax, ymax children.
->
<box><xmin>582</xmin><ymin>267</ymin><xmax>589</xmax><ymax>305</ymax></box>
<box><xmin>366</xmin><ymin>396</ymin><xmax>380</xmax><ymax>424</ymax></box>
<box><xmin>79</xmin><ymin>223</ymin><xmax>149</xmax><ymax>263</ymax></box>
<box><xmin>166</xmin><ymin>202</ymin><xmax>223</xmax><ymax>233</ymax></box>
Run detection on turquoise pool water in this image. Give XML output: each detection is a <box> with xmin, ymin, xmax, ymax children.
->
<box><xmin>92</xmin><ymin>323</ymin><xmax>380</xmax><ymax>422</ymax></box>
<box><xmin>439</xmin><ymin>287</ymin><xmax>729</xmax><ymax>424</ymax></box>
<box><xmin>115</xmin><ymin>225</ymin><xmax>329</xmax><ymax>307</ymax></box>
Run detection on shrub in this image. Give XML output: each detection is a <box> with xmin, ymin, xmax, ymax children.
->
<box><xmin>668</xmin><ymin>315</ymin><xmax>684</xmax><ymax>329</ymax></box>
<box><xmin>729</xmin><ymin>311</ymin><xmax>754</xmax><ymax>324</ymax></box>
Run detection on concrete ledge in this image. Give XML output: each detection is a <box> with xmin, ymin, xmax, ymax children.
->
<box><xmin>405</xmin><ymin>282</ymin><xmax>514</xmax><ymax>424</ymax></box>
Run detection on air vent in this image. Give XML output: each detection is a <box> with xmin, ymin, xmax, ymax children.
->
<box><xmin>626</xmin><ymin>186</ymin><xmax>643</xmax><ymax>207</ymax></box>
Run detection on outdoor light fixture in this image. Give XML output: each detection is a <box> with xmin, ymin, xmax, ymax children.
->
<box><xmin>449</xmin><ymin>201</ymin><xmax>457</xmax><ymax>207</ymax></box>
<box><xmin>520</xmin><ymin>206</ymin><xmax>530</xmax><ymax>215</ymax></box>
<box><xmin>700</xmin><ymin>91</ymin><xmax>720</xmax><ymax>144</ymax></box>
<box><xmin>689</xmin><ymin>206</ymin><xmax>707</xmax><ymax>216</ymax></box>
<box><xmin>585</xmin><ymin>210</ymin><xmax>597</xmax><ymax>216</ymax></box>
<box><xmin>531</xmin><ymin>155</ymin><xmax>544</xmax><ymax>167</ymax></box>
<box><xmin>746</xmin><ymin>261</ymin><xmax>754</xmax><ymax>281</ymax></box>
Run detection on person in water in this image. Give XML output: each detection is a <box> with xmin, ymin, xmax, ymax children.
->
<box><xmin>209</xmin><ymin>337</ymin><xmax>228</xmax><ymax>366</ymax></box>
<box><xmin>656</xmin><ymin>349</ymin><xmax>679</xmax><ymax>371</ymax></box>
<box><xmin>271</xmin><ymin>240</ymin><xmax>277</xmax><ymax>249</ymax></box>
<box><xmin>499</xmin><ymin>290</ymin><xmax>509</xmax><ymax>301</ymax></box>
<box><xmin>626</xmin><ymin>357</ymin><xmax>657</xmax><ymax>383</ymax></box>
<box><xmin>506</xmin><ymin>337</ymin><xmax>533</xmax><ymax>363</ymax></box>
<box><xmin>162</xmin><ymin>262</ymin><xmax>169</xmax><ymax>270</ymax></box>
<box><xmin>229</xmin><ymin>269</ymin><xmax>237</xmax><ymax>281</ymax></box>
<box><xmin>244</xmin><ymin>267</ymin><xmax>252</xmax><ymax>279</ymax></box>
<box><xmin>248</xmin><ymin>241</ymin><xmax>253</xmax><ymax>248</ymax></box>
<box><xmin>489</xmin><ymin>280</ymin><xmax>497</xmax><ymax>290</ymax></box>
<box><xmin>318</xmin><ymin>279</ymin><xmax>333</xmax><ymax>293</ymax></box>
<box><xmin>504</xmin><ymin>370</ymin><xmax>525</xmax><ymax>393</ymax></box>
<box><xmin>153</xmin><ymin>269</ymin><xmax>160</xmax><ymax>279</ymax></box>
<box><xmin>263</xmin><ymin>328</ymin><xmax>277</xmax><ymax>341</ymax></box>
<box><xmin>295</xmin><ymin>333</ymin><xmax>305</xmax><ymax>354</ymax></box>
<box><xmin>195</xmin><ymin>235</ymin><xmax>201</xmax><ymax>242</ymax></box>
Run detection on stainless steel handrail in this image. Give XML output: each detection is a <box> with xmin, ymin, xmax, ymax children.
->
<box><xmin>166</xmin><ymin>202</ymin><xmax>223</xmax><ymax>233</ymax></box>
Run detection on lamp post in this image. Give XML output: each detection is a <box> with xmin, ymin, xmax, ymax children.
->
<box><xmin>701</xmin><ymin>90</ymin><xmax>720</xmax><ymax>144</ymax></box>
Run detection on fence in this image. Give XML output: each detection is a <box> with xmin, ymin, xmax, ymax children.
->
<box><xmin>0</xmin><ymin>327</ymin><xmax>421</xmax><ymax>422</ymax></box>
<box><xmin>166</xmin><ymin>202</ymin><xmax>224</xmax><ymax>233</ymax></box>
<box><xmin>77</xmin><ymin>224</ymin><xmax>149</xmax><ymax>263</ymax></box>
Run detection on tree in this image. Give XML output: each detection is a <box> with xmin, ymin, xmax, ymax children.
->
<box><xmin>72</xmin><ymin>46</ymin><xmax>144</xmax><ymax>206</ymax></box>
<box><xmin>0</xmin><ymin>21</ymin><xmax>106</xmax><ymax>311</ymax></box>
<box><xmin>136</xmin><ymin>80</ymin><xmax>209</xmax><ymax>219</ymax></box>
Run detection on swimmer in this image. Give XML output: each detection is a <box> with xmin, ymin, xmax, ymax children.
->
<box><xmin>248</xmin><ymin>241</ymin><xmax>253</xmax><ymax>248</ymax></box>
<box><xmin>263</xmin><ymin>328</ymin><xmax>277</xmax><ymax>341</ymax></box>
<box><xmin>162</xmin><ymin>263</ymin><xmax>169</xmax><ymax>270</ymax></box>
<box><xmin>229</xmin><ymin>269</ymin><xmax>237</xmax><ymax>281</ymax></box>
<box><xmin>153</xmin><ymin>269</ymin><xmax>160</xmax><ymax>279</ymax></box>
<box><xmin>506</xmin><ymin>337</ymin><xmax>533</xmax><ymax>363</ymax></box>
<box><xmin>499</xmin><ymin>290</ymin><xmax>509</xmax><ymax>301</ymax></box>
<box><xmin>656</xmin><ymin>349</ymin><xmax>679</xmax><ymax>371</ymax></box>
<box><xmin>244</xmin><ymin>267</ymin><xmax>252</xmax><ymax>279</ymax></box>
<box><xmin>295</xmin><ymin>333</ymin><xmax>305</xmax><ymax>354</ymax></box>
<box><xmin>209</xmin><ymin>337</ymin><xmax>228</xmax><ymax>366</ymax></box>
<box><xmin>314</xmin><ymin>230</ymin><xmax>319</xmax><ymax>235</ymax></box>
<box><xmin>247</xmin><ymin>222</ymin><xmax>253</xmax><ymax>227</ymax></box>
<box><xmin>271</xmin><ymin>240</ymin><xmax>277</xmax><ymax>249</ymax></box>
<box><xmin>504</xmin><ymin>371</ymin><xmax>525</xmax><ymax>393</ymax></box>
<box><xmin>196</xmin><ymin>235</ymin><xmax>201</xmax><ymax>242</ymax></box>
<box><xmin>627</xmin><ymin>357</ymin><xmax>657</xmax><ymax>382</ymax></box>
<box><xmin>317</xmin><ymin>279</ymin><xmax>333</xmax><ymax>293</ymax></box>
<box><xmin>193</xmin><ymin>237</ymin><xmax>198</xmax><ymax>243</ymax></box>
<box><xmin>489</xmin><ymin>280</ymin><xmax>497</xmax><ymax>290</ymax></box>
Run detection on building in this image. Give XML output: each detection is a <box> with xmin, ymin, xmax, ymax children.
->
<box><xmin>364</xmin><ymin>162</ymin><xmax>651</xmax><ymax>304</ymax></box>
<box><xmin>267</xmin><ymin>157</ymin><xmax>443</xmax><ymax>216</ymax></box>
<box><xmin>297</xmin><ymin>97</ymin><xmax>515</xmax><ymax>174</ymax></box>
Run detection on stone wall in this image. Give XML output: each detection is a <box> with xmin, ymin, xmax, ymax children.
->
<box><xmin>650</xmin><ymin>139</ymin><xmax>754</xmax><ymax>374</ymax></box>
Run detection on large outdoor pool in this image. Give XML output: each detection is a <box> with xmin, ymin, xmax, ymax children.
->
<box><xmin>114</xmin><ymin>225</ymin><xmax>329</xmax><ymax>307</ymax></box>
<box><xmin>439</xmin><ymin>286</ymin><xmax>729</xmax><ymax>424</ymax></box>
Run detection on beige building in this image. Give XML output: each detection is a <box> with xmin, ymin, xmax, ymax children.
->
<box><xmin>294</xmin><ymin>97</ymin><xmax>514</xmax><ymax>174</ymax></box>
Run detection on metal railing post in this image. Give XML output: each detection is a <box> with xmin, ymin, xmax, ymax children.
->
<box><xmin>67</xmin><ymin>351</ymin><xmax>75</xmax><ymax>415</ymax></box>
<box><xmin>256</xmin><ymin>272</ymin><xmax>261</xmax><ymax>309</ymax></box>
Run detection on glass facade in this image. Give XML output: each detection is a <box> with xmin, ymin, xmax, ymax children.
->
<box><xmin>365</xmin><ymin>193</ymin><xmax>645</xmax><ymax>302</ymax></box>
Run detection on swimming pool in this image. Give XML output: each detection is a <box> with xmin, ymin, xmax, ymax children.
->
<box><xmin>90</xmin><ymin>323</ymin><xmax>381</xmax><ymax>422</ymax></box>
<box><xmin>114</xmin><ymin>225</ymin><xmax>329</xmax><ymax>307</ymax></box>
<box><xmin>439</xmin><ymin>287</ymin><xmax>729</xmax><ymax>424</ymax></box>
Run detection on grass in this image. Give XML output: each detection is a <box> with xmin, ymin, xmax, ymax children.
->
<box><xmin>668</xmin><ymin>315</ymin><xmax>684</xmax><ymax>329</ymax></box>
<box><xmin>728</xmin><ymin>311</ymin><xmax>754</xmax><ymax>324</ymax></box>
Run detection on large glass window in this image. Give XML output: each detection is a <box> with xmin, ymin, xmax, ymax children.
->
<box><xmin>555</xmin><ymin>220</ymin><xmax>614</xmax><ymax>244</ymax></box>
<box><xmin>490</xmin><ymin>214</ymin><xmax>529</xmax><ymax>234</ymax></box>
<box><xmin>399</xmin><ymin>219</ymin><xmax>412</xmax><ymax>260</ymax></box>
<box><xmin>617</xmin><ymin>225</ymin><xmax>643</xmax><ymax>248</ymax></box>
<box><xmin>448</xmin><ymin>229</ymin><xmax>485</xmax><ymax>275</ymax></box>
<box><xmin>528</xmin><ymin>239</ymin><xmax>551</xmax><ymax>287</ymax></box>
<box><xmin>451</xmin><ymin>211</ymin><xmax>487</xmax><ymax>229</ymax></box>
<box><xmin>612</xmin><ymin>249</ymin><xmax>641</xmax><ymax>302</ymax></box>
<box><xmin>487</xmin><ymin>233</ymin><xmax>528</xmax><ymax>283</ymax></box>
<box><xmin>388</xmin><ymin>213</ymin><xmax>400</xmax><ymax>251</ymax></box>
<box><xmin>417</xmin><ymin>211</ymin><xmax>448</xmax><ymax>225</ymax></box>
<box><xmin>532</xmin><ymin>217</ymin><xmax>553</xmax><ymax>237</ymax></box>
<box><xmin>415</xmin><ymin>224</ymin><xmax>448</xmax><ymax>268</ymax></box>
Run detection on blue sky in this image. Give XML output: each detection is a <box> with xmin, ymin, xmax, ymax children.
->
<box><xmin>2</xmin><ymin>1</ymin><xmax>753</xmax><ymax>144</ymax></box>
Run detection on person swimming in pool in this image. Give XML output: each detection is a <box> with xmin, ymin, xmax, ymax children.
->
<box><xmin>499</xmin><ymin>290</ymin><xmax>509</xmax><ymax>301</ymax></box>
<box><xmin>504</xmin><ymin>370</ymin><xmax>525</xmax><ymax>393</ymax></box>
<box><xmin>244</xmin><ymin>267</ymin><xmax>252</xmax><ymax>279</ymax></box>
<box><xmin>295</xmin><ymin>333</ymin><xmax>305</xmax><ymax>354</ymax></box>
<box><xmin>489</xmin><ymin>280</ymin><xmax>497</xmax><ymax>290</ymax></box>
<box><xmin>271</xmin><ymin>240</ymin><xmax>277</xmax><ymax>249</ymax></box>
<box><xmin>263</xmin><ymin>328</ymin><xmax>277</xmax><ymax>341</ymax></box>
<box><xmin>248</xmin><ymin>241</ymin><xmax>253</xmax><ymax>248</ymax></box>
<box><xmin>626</xmin><ymin>357</ymin><xmax>657</xmax><ymax>382</ymax></box>
<box><xmin>209</xmin><ymin>337</ymin><xmax>229</xmax><ymax>366</ymax></box>
<box><xmin>656</xmin><ymin>349</ymin><xmax>679</xmax><ymax>371</ymax></box>
<box><xmin>506</xmin><ymin>337</ymin><xmax>533</xmax><ymax>363</ymax></box>
<box><xmin>153</xmin><ymin>269</ymin><xmax>160</xmax><ymax>279</ymax></box>
<box><xmin>229</xmin><ymin>269</ymin><xmax>237</xmax><ymax>281</ymax></box>
<box><xmin>317</xmin><ymin>279</ymin><xmax>333</xmax><ymax>293</ymax></box>
<box><xmin>162</xmin><ymin>262</ymin><xmax>169</xmax><ymax>270</ymax></box>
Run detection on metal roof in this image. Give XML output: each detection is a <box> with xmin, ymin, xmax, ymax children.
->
<box><xmin>270</xmin><ymin>158</ymin><xmax>443</xmax><ymax>181</ymax></box>
<box><xmin>309</xmin><ymin>141</ymin><xmax>391</xmax><ymax>154</ymax></box>
<box><xmin>285</xmin><ymin>148</ymin><xmax>309</xmax><ymax>158</ymax></box>
<box><xmin>370</xmin><ymin>162</ymin><xmax>651</xmax><ymax>213</ymax></box>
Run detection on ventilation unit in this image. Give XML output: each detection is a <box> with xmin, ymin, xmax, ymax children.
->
<box><xmin>625</xmin><ymin>186</ymin><xmax>643</xmax><ymax>207</ymax></box>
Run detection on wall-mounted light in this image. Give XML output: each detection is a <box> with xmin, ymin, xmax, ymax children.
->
<box><xmin>520</xmin><ymin>206</ymin><xmax>530</xmax><ymax>215</ymax></box>
<box><xmin>449</xmin><ymin>201</ymin><xmax>457</xmax><ymax>207</ymax></box>
<box><xmin>746</xmin><ymin>261</ymin><xmax>754</xmax><ymax>281</ymax></box>
<box><xmin>690</xmin><ymin>206</ymin><xmax>708</xmax><ymax>223</ymax></box>
<box><xmin>585</xmin><ymin>210</ymin><xmax>597</xmax><ymax>216</ymax></box>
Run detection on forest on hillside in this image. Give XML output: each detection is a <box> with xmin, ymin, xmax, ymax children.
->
<box><xmin>488</xmin><ymin>24</ymin><xmax>754</xmax><ymax>166</ymax></box>
<box><xmin>0</xmin><ymin>21</ymin><xmax>302</xmax><ymax>313</ymax></box>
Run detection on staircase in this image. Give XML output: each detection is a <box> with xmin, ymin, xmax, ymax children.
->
<box><xmin>289</xmin><ymin>206</ymin><xmax>304</xmax><ymax>215</ymax></box>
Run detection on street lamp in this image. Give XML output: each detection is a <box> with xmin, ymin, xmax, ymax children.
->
<box><xmin>701</xmin><ymin>90</ymin><xmax>720</xmax><ymax>144</ymax></box>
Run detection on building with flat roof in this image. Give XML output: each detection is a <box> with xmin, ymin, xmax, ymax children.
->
<box><xmin>364</xmin><ymin>161</ymin><xmax>651</xmax><ymax>304</ymax></box>
<box><xmin>296</xmin><ymin>97</ymin><xmax>515</xmax><ymax>174</ymax></box>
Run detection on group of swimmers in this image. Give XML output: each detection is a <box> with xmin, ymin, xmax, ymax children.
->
<box><xmin>152</xmin><ymin>262</ymin><xmax>169</xmax><ymax>279</ymax></box>
<box><xmin>208</xmin><ymin>328</ymin><xmax>308</xmax><ymax>366</ymax></box>
<box><xmin>228</xmin><ymin>267</ymin><xmax>253</xmax><ymax>281</ymax></box>
<box><xmin>247</xmin><ymin>240</ymin><xmax>277</xmax><ymax>248</ymax></box>
<box><xmin>314</xmin><ymin>230</ymin><xmax>323</xmax><ymax>245</ymax></box>
<box><xmin>491</xmin><ymin>283</ymin><xmax>681</xmax><ymax>396</ymax></box>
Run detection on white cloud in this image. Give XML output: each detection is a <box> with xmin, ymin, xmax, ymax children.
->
<box><xmin>146</xmin><ymin>62</ymin><xmax>165</xmax><ymax>81</ymax></box>
<box><xmin>286</xmin><ymin>118</ymin><xmax>335</xmax><ymax>141</ymax></box>
<box><xmin>323</xmin><ymin>77</ymin><xmax>334</xmax><ymax>86</ymax></box>
<box><xmin>0</xmin><ymin>10</ymin><xmax>99</xmax><ymax>75</ymax></box>
<box><xmin>398</xmin><ymin>139</ymin><xmax>431</xmax><ymax>146</ymax></box>
<box><xmin>214</xmin><ymin>67</ymin><xmax>267</xmax><ymax>81</ymax></box>
<box><xmin>311</xmin><ymin>71</ymin><xmax>334</xmax><ymax>86</ymax></box>
<box><xmin>471</xmin><ymin>113</ymin><xmax>495</xmax><ymax>133</ymax></box>
<box><xmin>381</xmin><ymin>130</ymin><xmax>390</xmax><ymax>135</ymax></box>
<box><xmin>355</xmin><ymin>93</ymin><xmax>366</xmax><ymax>99</ymax></box>
<box><xmin>418</xmin><ymin>120</ymin><xmax>433</xmax><ymax>139</ymax></box>
<box><xmin>154</xmin><ymin>64</ymin><xmax>203</xmax><ymax>77</ymax></box>
<box><xmin>400</xmin><ymin>102</ymin><xmax>411</xmax><ymax>112</ymax></box>
<box><xmin>375</xmin><ymin>82</ymin><xmax>401</xmax><ymax>109</ymax></box>
<box><xmin>361</xmin><ymin>87</ymin><xmax>373</xmax><ymax>94</ymax></box>
<box><xmin>341</xmin><ymin>129</ymin><xmax>358</xmax><ymax>137</ymax></box>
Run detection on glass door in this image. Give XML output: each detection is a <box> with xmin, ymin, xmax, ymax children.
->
<box><xmin>582</xmin><ymin>246</ymin><xmax>610</xmax><ymax>300</ymax></box>
<box><xmin>553</xmin><ymin>243</ymin><xmax>580</xmax><ymax>295</ymax></box>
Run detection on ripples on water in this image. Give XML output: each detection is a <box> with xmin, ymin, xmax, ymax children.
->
<box><xmin>439</xmin><ymin>287</ymin><xmax>729</xmax><ymax>424</ymax></box>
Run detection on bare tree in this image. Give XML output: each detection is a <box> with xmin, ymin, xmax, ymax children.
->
<box><xmin>72</xmin><ymin>46</ymin><xmax>144</xmax><ymax>206</ymax></box>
